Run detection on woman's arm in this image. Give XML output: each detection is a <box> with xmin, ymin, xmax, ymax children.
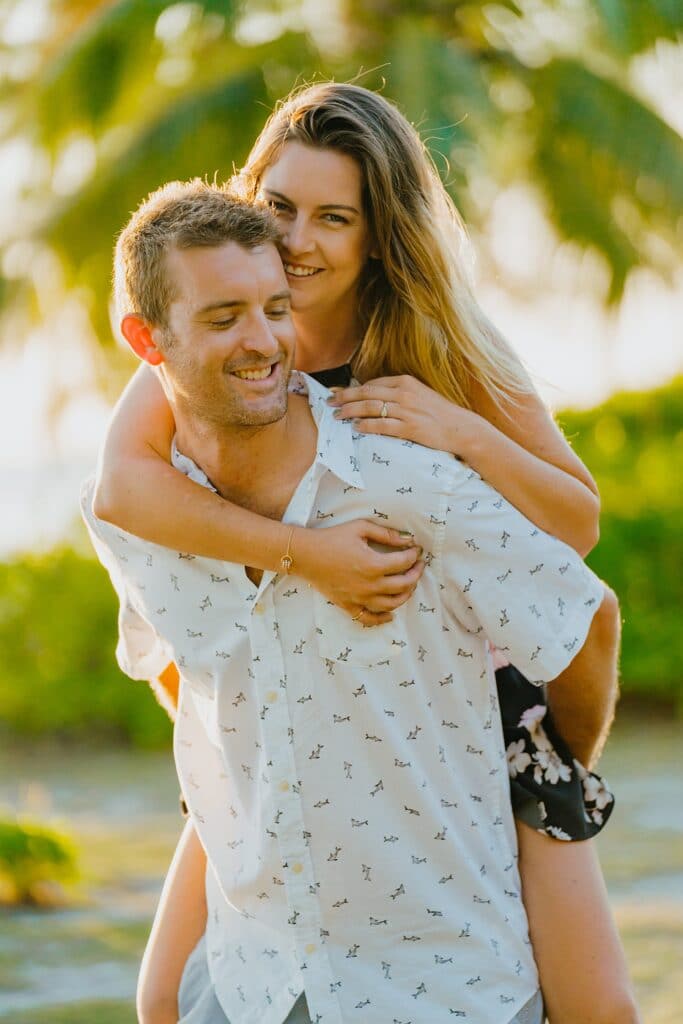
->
<box><xmin>94</xmin><ymin>366</ymin><xmax>425</xmax><ymax>623</ymax></box>
<box><xmin>137</xmin><ymin>820</ymin><xmax>207</xmax><ymax>1024</ymax></box>
<box><xmin>328</xmin><ymin>375</ymin><xmax>600</xmax><ymax>558</ymax></box>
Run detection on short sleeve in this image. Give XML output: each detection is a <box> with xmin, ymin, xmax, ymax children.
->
<box><xmin>439</xmin><ymin>465</ymin><xmax>605</xmax><ymax>683</ymax></box>
<box><xmin>80</xmin><ymin>479</ymin><xmax>172</xmax><ymax>682</ymax></box>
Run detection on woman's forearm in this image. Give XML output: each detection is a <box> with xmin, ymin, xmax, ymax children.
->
<box><xmin>456</xmin><ymin>415</ymin><xmax>600</xmax><ymax>558</ymax></box>
<box><xmin>92</xmin><ymin>451</ymin><xmax>424</xmax><ymax>622</ymax></box>
<box><xmin>93</xmin><ymin>450</ymin><xmax>301</xmax><ymax>571</ymax></box>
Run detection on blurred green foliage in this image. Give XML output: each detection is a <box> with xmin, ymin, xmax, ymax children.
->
<box><xmin>561</xmin><ymin>376</ymin><xmax>683</xmax><ymax>707</ymax></box>
<box><xmin>0</xmin><ymin>378</ymin><xmax>680</xmax><ymax>748</ymax></box>
<box><xmin>0</xmin><ymin>544</ymin><xmax>172</xmax><ymax>747</ymax></box>
<box><xmin>1</xmin><ymin>0</ymin><xmax>682</xmax><ymax>360</ymax></box>
<box><xmin>0</xmin><ymin>817</ymin><xmax>79</xmax><ymax>904</ymax></box>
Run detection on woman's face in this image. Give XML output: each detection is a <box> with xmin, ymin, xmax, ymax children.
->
<box><xmin>259</xmin><ymin>141</ymin><xmax>375</xmax><ymax>320</ymax></box>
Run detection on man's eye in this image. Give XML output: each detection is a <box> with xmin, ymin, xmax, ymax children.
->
<box><xmin>268</xmin><ymin>307</ymin><xmax>290</xmax><ymax>318</ymax></box>
<box><xmin>269</xmin><ymin>200</ymin><xmax>291</xmax><ymax>214</ymax></box>
<box><xmin>210</xmin><ymin>319</ymin><xmax>235</xmax><ymax>329</ymax></box>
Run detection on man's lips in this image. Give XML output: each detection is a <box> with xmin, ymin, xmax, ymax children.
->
<box><xmin>228</xmin><ymin>361</ymin><xmax>280</xmax><ymax>383</ymax></box>
<box><xmin>231</xmin><ymin>365</ymin><xmax>275</xmax><ymax>381</ymax></box>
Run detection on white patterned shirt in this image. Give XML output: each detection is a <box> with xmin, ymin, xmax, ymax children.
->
<box><xmin>82</xmin><ymin>372</ymin><xmax>604</xmax><ymax>1024</ymax></box>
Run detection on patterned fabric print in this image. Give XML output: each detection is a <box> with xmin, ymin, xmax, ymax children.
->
<box><xmin>310</xmin><ymin>361</ymin><xmax>614</xmax><ymax>844</ymax></box>
<box><xmin>82</xmin><ymin>372</ymin><xmax>606</xmax><ymax>1024</ymax></box>
<box><xmin>499</xmin><ymin>665</ymin><xmax>614</xmax><ymax>840</ymax></box>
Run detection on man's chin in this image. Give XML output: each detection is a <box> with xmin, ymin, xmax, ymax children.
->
<box><xmin>232</xmin><ymin>395</ymin><xmax>289</xmax><ymax>428</ymax></box>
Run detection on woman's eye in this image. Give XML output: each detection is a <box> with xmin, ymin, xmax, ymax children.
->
<box><xmin>210</xmin><ymin>319</ymin><xmax>235</xmax><ymax>329</ymax></box>
<box><xmin>323</xmin><ymin>213</ymin><xmax>348</xmax><ymax>224</ymax></box>
<box><xmin>268</xmin><ymin>307</ymin><xmax>290</xmax><ymax>319</ymax></box>
<box><xmin>269</xmin><ymin>200</ymin><xmax>291</xmax><ymax>214</ymax></box>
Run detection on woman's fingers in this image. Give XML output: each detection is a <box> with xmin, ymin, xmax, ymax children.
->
<box><xmin>367</xmin><ymin>545</ymin><xmax>423</xmax><ymax>577</ymax></box>
<box><xmin>372</xmin><ymin>560</ymin><xmax>425</xmax><ymax>594</ymax></box>
<box><xmin>349</xmin><ymin>606</ymin><xmax>394</xmax><ymax>626</ymax></box>
<box><xmin>363</xmin><ymin>589</ymin><xmax>416</xmax><ymax>612</ymax></box>
<box><xmin>328</xmin><ymin>377</ymin><xmax>406</xmax><ymax>405</ymax></box>
<box><xmin>360</xmin><ymin>521</ymin><xmax>415</xmax><ymax>549</ymax></box>
<box><xmin>333</xmin><ymin>399</ymin><xmax>401</xmax><ymax>421</ymax></box>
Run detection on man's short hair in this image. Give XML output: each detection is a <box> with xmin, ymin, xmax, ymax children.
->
<box><xmin>113</xmin><ymin>178</ymin><xmax>280</xmax><ymax>332</ymax></box>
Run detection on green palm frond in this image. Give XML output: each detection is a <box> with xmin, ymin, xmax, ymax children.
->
<box><xmin>359</xmin><ymin>21</ymin><xmax>501</xmax><ymax>204</ymax></box>
<box><xmin>531</xmin><ymin>58</ymin><xmax>683</xmax><ymax>299</ymax></box>
<box><xmin>18</xmin><ymin>0</ymin><xmax>239</xmax><ymax>146</ymax></box>
<box><xmin>2</xmin><ymin>0</ymin><xmax>682</xmax><ymax>347</ymax></box>
<box><xmin>592</xmin><ymin>0</ymin><xmax>683</xmax><ymax>56</ymax></box>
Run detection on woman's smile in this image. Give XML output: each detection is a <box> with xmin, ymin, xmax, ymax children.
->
<box><xmin>260</xmin><ymin>141</ymin><xmax>374</xmax><ymax>318</ymax></box>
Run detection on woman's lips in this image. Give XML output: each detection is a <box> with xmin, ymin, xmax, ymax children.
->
<box><xmin>283</xmin><ymin>262</ymin><xmax>323</xmax><ymax>278</ymax></box>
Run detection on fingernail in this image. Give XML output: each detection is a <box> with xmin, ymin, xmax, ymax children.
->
<box><xmin>333</xmin><ymin>409</ymin><xmax>344</xmax><ymax>418</ymax></box>
<box><xmin>398</xmin><ymin>530</ymin><xmax>414</xmax><ymax>538</ymax></box>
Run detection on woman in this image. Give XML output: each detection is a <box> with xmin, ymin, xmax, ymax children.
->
<box><xmin>96</xmin><ymin>84</ymin><xmax>638</xmax><ymax>1023</ymax></box>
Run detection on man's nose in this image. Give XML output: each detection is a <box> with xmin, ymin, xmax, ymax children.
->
<box><xmin>243</xmin><ymin>314</ymin><xmax>280</xmax><ymax>357</ymax></box>
<box><xmin>282</xmin><ymin>213</ymin><xmax>314</xmax><ymax>255</ymax></box>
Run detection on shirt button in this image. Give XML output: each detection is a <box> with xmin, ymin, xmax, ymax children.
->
<box><xmin>265</xmin><ymin>690</ymin><xmax>278</xmax><ymax>703</ymax></box>
<box><xmin>305</xmin><ymin>943</ymin><xmax>316</xmax><ymax>955</ymax></box>
<box><xmin>291</xmin><ymin>862</ymin><xmax>304</xmax><ymax>874</ymax></box>
<box><xmin>278</xmin><ymin>780</ymin><xmax>290</xmax><ymax>792</ymax></box>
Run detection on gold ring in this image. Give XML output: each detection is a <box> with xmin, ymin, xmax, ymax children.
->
<box><xmin>380</xmin><ymin>401</ymin><xmax>388</xmax><ymax>418</ymax></box>
<box><xmin>352</xmin><ymin>608</ymin><xmax>365</xmax><ymax>622</ymax></box>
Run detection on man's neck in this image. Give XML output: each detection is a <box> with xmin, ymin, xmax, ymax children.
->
<box><xmin>173</xmin><ymin>393</ymin><xmax>316</xmax><ymax>521</ymax></box>
<box><xmin>293</xmin><ymin>301</ymin><xmax>362</xmax><ymax>373</ymax></box>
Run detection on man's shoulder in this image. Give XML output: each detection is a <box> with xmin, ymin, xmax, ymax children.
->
<box><xmin>354</xmin><ymin>430</ymin><xmax>463</xmax><ymax>494</ymax></box>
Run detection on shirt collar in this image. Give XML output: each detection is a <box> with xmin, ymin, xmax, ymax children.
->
<box><xmin>171</xmin><ymin>370</ymin><xmax>364</xmax><ymax>494</ymax></box>
<box><xmin>291</xmin><ymin>370</ymin><xmax>365</xmax><ymax>491</ymax></box>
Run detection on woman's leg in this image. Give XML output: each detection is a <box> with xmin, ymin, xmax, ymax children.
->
<box><xmin>518</xmin><ymin>823</ymin><xmax>640</xmax><ymax>1024</ymax></box>
<box><xmin>137</xmin><ymin>820</ymin><xmax>208</xmax><ymax>1024</ymax></box>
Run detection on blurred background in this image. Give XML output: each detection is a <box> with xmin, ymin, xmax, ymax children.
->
<box><xmin>0</xmin><ymin>1</ymin><xmax>681</xmax><ymax>1021</ymax></box>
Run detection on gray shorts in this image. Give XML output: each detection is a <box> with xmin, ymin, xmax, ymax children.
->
<box><xmin>178</xmin><ymin>934</ymin><xmax>544</xmax><ymax>1024</ymax></box>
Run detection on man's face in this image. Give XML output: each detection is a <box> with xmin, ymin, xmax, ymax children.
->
<box><xmin>157</xmin><ymin>241</ymin><xmax>296</xmax><ymax>428</ymax></box>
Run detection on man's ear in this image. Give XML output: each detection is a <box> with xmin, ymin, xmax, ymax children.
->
<box><xmin>120</xmin><ymin>314</ymin><xmax>165</xmax><ymax>366</ymax></box>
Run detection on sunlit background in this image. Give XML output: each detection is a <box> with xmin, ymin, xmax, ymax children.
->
<box><xmin>0</xmin><ymin>2</ymin><xmax>682</xmax><ymax>1022</ymax></box>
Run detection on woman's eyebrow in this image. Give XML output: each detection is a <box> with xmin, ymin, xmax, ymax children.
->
<box><xmin>264</xmin><ymin>188</ymin><xmax>359</xmax><ymax>215</ymax></box>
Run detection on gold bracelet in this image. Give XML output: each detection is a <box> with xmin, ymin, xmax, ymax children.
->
<box><xmin>280</xmin><ymin>526</ymin><xmax>295</xmax><ymax>574</ymax></box>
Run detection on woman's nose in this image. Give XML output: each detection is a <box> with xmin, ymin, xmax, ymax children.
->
<box><xmin>282</xmin><ymin>213</ymin><xmax>314</xmax><ymax>255</ymax></box>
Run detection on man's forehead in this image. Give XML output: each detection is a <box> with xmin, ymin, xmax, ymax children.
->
<box><xmin>166</xmin><ymin>240</ymin><xmax>285</xmax><ymax>303</ymax></box>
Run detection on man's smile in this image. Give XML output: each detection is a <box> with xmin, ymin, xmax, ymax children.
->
<box><xmin>232</xmin><ymin>366</ymin><xmax>274</xmax><ymax>380</ymax></box>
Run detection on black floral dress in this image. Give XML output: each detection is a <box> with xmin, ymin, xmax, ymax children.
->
<box><xmin>316</xmin><ymin>363</ymin><xmax>614</xmax><ymax>842</ymax></box>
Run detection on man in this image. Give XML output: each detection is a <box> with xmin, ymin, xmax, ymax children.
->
<box><xmin>83</xmin><ymin>179</ymin><xmax>620</xmax><ymax>1024</ymax></box>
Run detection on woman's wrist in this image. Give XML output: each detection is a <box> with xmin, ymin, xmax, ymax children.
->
<box><xmin>446</xmin><ymin>406</ymin><xmax>488</xmax><ymax>463</ymax></box>
<box><xmin>289</xmin><ymin>525</ymin><xmax>317</xmax><ymax>582</ymax></box>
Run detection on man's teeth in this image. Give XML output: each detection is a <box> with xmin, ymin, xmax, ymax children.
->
<box><xmin>284</xmin><ymin>263</ymin><xmax>320</xmax><ymax>277</ymax></box>
<box><xmin>233</xmin><ymin>367</ymin><xmax>272</xmax><ymax>380</ymax></box>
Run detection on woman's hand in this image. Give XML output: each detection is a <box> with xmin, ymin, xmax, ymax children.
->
<box><xmin>295</xmin><ymin>519</ymin><xmax>425</xmax><ymax>627</ymax></box>
<box><xmin>327</xmin><ymin>375</ymin><xmax>480</xmax><ymax>455</ymax></box>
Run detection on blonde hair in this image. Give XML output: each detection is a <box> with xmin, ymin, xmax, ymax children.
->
<box><xmin>235</xmin><ymin>82</ymin><xmax>530</xmax><ymax>408</ymax></box>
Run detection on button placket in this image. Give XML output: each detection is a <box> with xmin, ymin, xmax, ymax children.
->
<box><xmin>247</xmin><ymin>588</ymin><xmax>333</xmax><ymax>996</ymax></box>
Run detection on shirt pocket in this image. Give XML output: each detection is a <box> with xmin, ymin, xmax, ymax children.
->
<box><xmin>312</xmin><ymin>593</ymin><xmax>406</xmax><ymax>667</ymax></box>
